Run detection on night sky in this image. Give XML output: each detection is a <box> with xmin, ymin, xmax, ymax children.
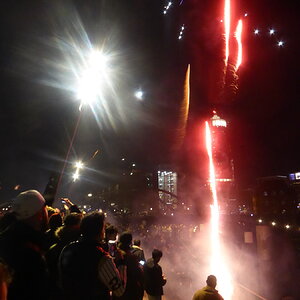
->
<box><xmin>0</xmin><ymin>0</ymin><xmax>299</xmax><ymax>202</ymax></box>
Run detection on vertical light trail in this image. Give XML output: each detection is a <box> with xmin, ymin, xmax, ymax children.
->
<box><xmin>174</xmin><ymin>64</ymin><xmax>190</xmax><ymax>153</ymax></box>
<box><xmin>235</xmin><ymin>20</ymin><xmax>243</xmax><ymax>71</ymax></box>
<box><xmin>205</xmin><ymin>121</ymin><xmax>233</xmax><ymax>300</ymax></box>
<box><xmin>224</xmin><ymin>0</ymin><xmax>231</xmax><ymax>66</ymax></box>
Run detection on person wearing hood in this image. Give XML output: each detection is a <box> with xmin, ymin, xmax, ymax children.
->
<box><xmin>192</xmin><ymin>275</ymin><xmax>224</xmax><ymax>300</ymax></box>
<box><xmin>0</xmin><ymin>190</ymin><xmax>50</xmax><ymax>300</ymax></box>
<box><xmin>114</xmin><ymin>232</ymin><xmax>144</xmax><ymax>300</ymax></box>
<box><xmin>143</xmin><ymin>249</ymin><xmax>167</xmax><ymax>300</ymax></box>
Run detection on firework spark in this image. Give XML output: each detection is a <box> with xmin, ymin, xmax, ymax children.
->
<box><xmin>205</xmin><ymin>122</ymin><xmax>233</xmax><ymax>299</ymax></box>
<box><xmin>235</xmin><ymin>20</ymin><xmax>243</xmax><ymax>71</ymax></box>
<box><xmin>178</xmin><ymin>24</ymin><xmax>185</xmax><ymax>40</ymax></box>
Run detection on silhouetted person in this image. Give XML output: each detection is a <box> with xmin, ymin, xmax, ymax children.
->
<box><xmin>0</xmin><ymin>190</ymin><xmax>50</xmax><ymax>300</ymax></box>
<box><xmin>45</xmin><ymin>212</ymin><xmax>63</xmax><ymax>249</ymax></box>
<box><xmin>114</xmin><ymin>232</ymin><xmax>144</xmax><ymax>300</ymax></box>
<box><xmin>59</xmin><ymin>212</ymin><xmax>126</xmax><ymax>300</ymax></box>
<box><xmin>144</xmin><ymin>249</ymin><xmax>167</xmax><ymax>300</ymax></box>
<box><xmin>192</xmin><ymin>275</ymin><xmax>224</xmax><ymax>300</ymax></box>
<box><xmin>132</xmin><ymin>239</ymin><xmax>146</xmax><ymax>264</ymax></box>
<box><xmin>103</xmin><ymin>224</ymin><xmax>119</xmax><ymax>255</ymax></box>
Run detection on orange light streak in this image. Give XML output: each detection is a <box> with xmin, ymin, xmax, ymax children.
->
<box><xmin>205</xmin><ymin>121</ymin><xmax>233</xmax><ymax>299</ymax></box>
<box><xmin>224</xmin><ymin>0</ymin><xmax>231</xmax><ymax>66</ymax></box>
<box><xmin>235</xmin><ymin>20</ymin><xmax>243</xmax><ymax>71</ymax></box>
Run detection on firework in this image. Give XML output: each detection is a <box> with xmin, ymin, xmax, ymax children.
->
<box><xmin>235</xmin><ymin>20</ymin><xmax>243</xmax><ymax>71</ymax></box>
<box><xmin>205</xmin><ymin>122</ymin><xmax>233</xmax><ymax>299</ymax></box>
<box><xmin>173</xmin><ymin>64</ymin><xmax>190</xmax><ymax>153</ymax></box>
<box><xmin>224</xmin><ymin>0</ymin><xmax>231</xmax><ymax>67</ymax></box>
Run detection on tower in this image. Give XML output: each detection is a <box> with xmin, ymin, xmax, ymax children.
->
<box><xmin>209</xmin><ymin>112</ymin><xmax>235</xmax><ymax>212</ymax></box>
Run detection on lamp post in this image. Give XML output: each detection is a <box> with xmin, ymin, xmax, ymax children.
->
<box><xmin>55</xmin><ymin>50</ymin><xmax>110</xmax><ymax>200</ymax></box>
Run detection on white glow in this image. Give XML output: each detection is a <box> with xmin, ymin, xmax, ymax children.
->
<box><xmin>72</xmin><ymin>172</ymin><xmax>79</xmax><ymax>181</ymax></box>
<box><xmin>271</xmin><ymin>221</ymin><xmax>276</xmax><ymax>226</ymax></box>
<box><xmin>212</xmin><ymin>119</ymin><xmax>227</xmax><ymax>127</ymax></box>
<box><xmin>77</xmin><ymin>50</ymin><xmax>109</xmax><ymax>106</ymax></box>
<box><xmin>278</xmin><ymin>40</ymin><xmax>284</xmax><ymax>47</ymax></box>
<box><xmin>258</xmin><ymin>219</ymin><xmax>263</xmax><ymax>223</ymax></box>
<box><xmin>134</xmin><ymin>90</ymin><xmax>143</xmax><ymax>100</ymax></box>
<box><xmin>244</xmin><ymin>13</ymin><xmax>248</xmax><ymax>17</ymax></box>
<box><xmin>254</xmin><ymin>29</ymin><xmax>259</xmax><ymax>35</ymax></box>
<box><xmin>88</xmin><ymin>193</ymin><xmax>93</xmax><ymax>197</ymax></box>
<box><xmin>285</xmin><ymin>224</ymin><xmax>290</xmax><ymax>229</ymax></box>
<box><xmin>269</xmin><ymin>28</ymin><xmax>275</xmax><ymax>35</ymax></box>
<box><xmin>75</xmin><ymin>161</ymin><xmax>84</xmax><ymax>169</ymax></box>
<box><xmin>132</xmin><ymin>163</ymin><xmax>136</xmax><ymax>167</ymax></box>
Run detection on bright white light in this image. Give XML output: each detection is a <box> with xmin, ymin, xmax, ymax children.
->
<box><xmin>88</xmin><ymin>193</ymin><xmax>93</xmax><ymax>197</ymax></box>
<box><xmin>72</xmin><ymin>172</ymin><xmax>79</xmax><ymax>182</ymax></box>
<box><xmin>134</xmin><ymin>90</ymin><xmax>143</xmax><ymax>100</ymax></box>
<box><xmin>269</xmin><ymin>28</ymin><xmax>275</xmax><ymax>35</ymax></box>
<box><xmin>150</xmin><ymin>207</ymin><xmax>153</xmax><ymax>211</ymax></box>
<box><xmin>132</xmin><ymin>163</ymin><xmax>136</xmax><ymax>167</ymax></box>
<box><xmin>285</xmin><ymin>224</ymin><xmax>290</xmax><ymax>229</ymax></box>
<box><xmin>258</xmin><ymin>219</ymin><xmax>263</xmax><ymax>223</ymax></box>
<box><xmin>278</xmin><ymin>40</ymin><xmax>284</xmax><ymax>47</ymax></box>
<box><xmin>244</xmin><ymin>13</ymin><xmax>248</xmax><ymax>17</ymax></box>
<box><xmin>75</xmin><ymin>161</ymin><xmax>84</xmax><ymax>169</ymax></box>
<box><xmin>271</xmin><ymin>221</ymin><xmax>276</xmax><ymax>226</ymax></box>
<box><xmin>254</xmin><ymin>29</ymin><xmax>259</xmax><ymax>35</ymax></box>
<box><xmin>77</xmin><ymin>50</ymin><xmax>109</xmax><ymax>107</ymax></box>
<box><xmin>121</xmin><ymin>158</ymin><xmax>125</xmax><ymax>161</ymax></box>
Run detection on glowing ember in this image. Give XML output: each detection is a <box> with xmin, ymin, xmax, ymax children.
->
<box><xmin>224</xmin><ymin>0</ymin><xmax>231</xmax><ymax>66</ymax></box>
<box><xmin>205</xmin><ymin>121</ymin><xmax>233</xmax><ymax>299</ymax></box>
<box><xmin>235</xmin><ymin>20</ymin><xmax>243</xmax><ymax>71</ymax></box>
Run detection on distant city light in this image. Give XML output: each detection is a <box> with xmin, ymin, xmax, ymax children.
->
<box><xmin>150</xmin><ymin>207</ymin><xmax>153</xmax><ymax>211</ymax></box>
<box><xmin>285</xmin><ymin>224</ymin><xmax>290</xmax><ymax>229</ymax></box>
<box><xmin>269</xmin><ymin>28</ymin><xmax>275</xmax><ymax>35</ymax></box>
<box><xmin>254</xmin><ymin>29</ymin><xmax>260</xmax><ymax>35</ymax></box>
<box><xmin>277</xmin><ymin>40</ymin><xmax>284</xmax><ymax>47</ymax></box>
<box><xmin>258</xmin><ymin>219</ymin><xmax>263</xmax><ymax>223</ymax></box>
<box><xmin>132</xmin><ymin>163</ymin><xmax>136</xmax><ymax>167</ymax></box>
<box><xmin>88</xmin><ymin>193</ymin><xmax>93</xmax><ymax>197</ymax></box>
<box><xmin>271</xmin><ymin>221</ymin><xmax>276</xmax><ymax>226</ymax></box>
<box><xmin>244</xmin><ymin>13</ymin><xmax>248</xmax><ymax>17</ymax></box>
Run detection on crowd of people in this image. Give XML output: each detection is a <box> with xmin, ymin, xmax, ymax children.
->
<box><xmin>0</xmin><ymin>189</ymin><xmax>224</xmax><ymax>300</ymax></box>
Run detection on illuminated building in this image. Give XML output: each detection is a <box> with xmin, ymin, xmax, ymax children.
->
<box><xmin>209</xmin><ymin>112</ymin><xmax>235</xmax><ymax>212</ymax></box>
<box><xmin>158</xmin><ymin>170</ymin><xmax>178</xmax><ymax>212</ymax></box>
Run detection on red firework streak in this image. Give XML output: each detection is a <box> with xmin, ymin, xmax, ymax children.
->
<box><xmin>224</xmin><ymin>0</ymin><xmax>231</xmax><ymax>67</ymax></box>
<box><xmin>205</xmin><ymin>121</ymin><xmax>233</xmax><ymax>299</ymax></box>
<box><xmin>235</xmin><ymin>19</ymin><xmax>243</xmax><ymax>71</ymax></box>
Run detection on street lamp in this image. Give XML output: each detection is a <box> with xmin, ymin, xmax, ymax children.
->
<box><xmin>56</xmin><ymin>49</ymin><xmax>111</xmax><ymax>198</ymax></box>
<box><xmin>134</xmin><ymin>90</ymin><xmax>143</xmax><ymax>100</ymax></box>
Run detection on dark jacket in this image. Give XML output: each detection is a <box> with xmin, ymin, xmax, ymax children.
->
<box><xmin>45</xmin><ymin>226</ymin><xmax>81</xmax><ymax>299</ymax></box>
<box><xmin>0</xmin><ymin>221</ymin><xmax>49</xmax><ymax>300</ymax></box>
<box><xmin>113</xmin><ymin>246</ymin><xmax>143</xmax><ymax>300</ymax></box>
<box><xmin>143</xmin><ymin>258</ymin><xmax>165</xmax><ymax>296</ymax></box>
<box><xmin>59</xmin><ymin>239</ymin><xmax>110</xmax><ymax>300</ymax></box>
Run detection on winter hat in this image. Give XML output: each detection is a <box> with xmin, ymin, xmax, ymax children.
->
<box><xmin>12</xmin><ymin>190</ymin><xmax>46</xmax><ymax>220</ymax></box>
